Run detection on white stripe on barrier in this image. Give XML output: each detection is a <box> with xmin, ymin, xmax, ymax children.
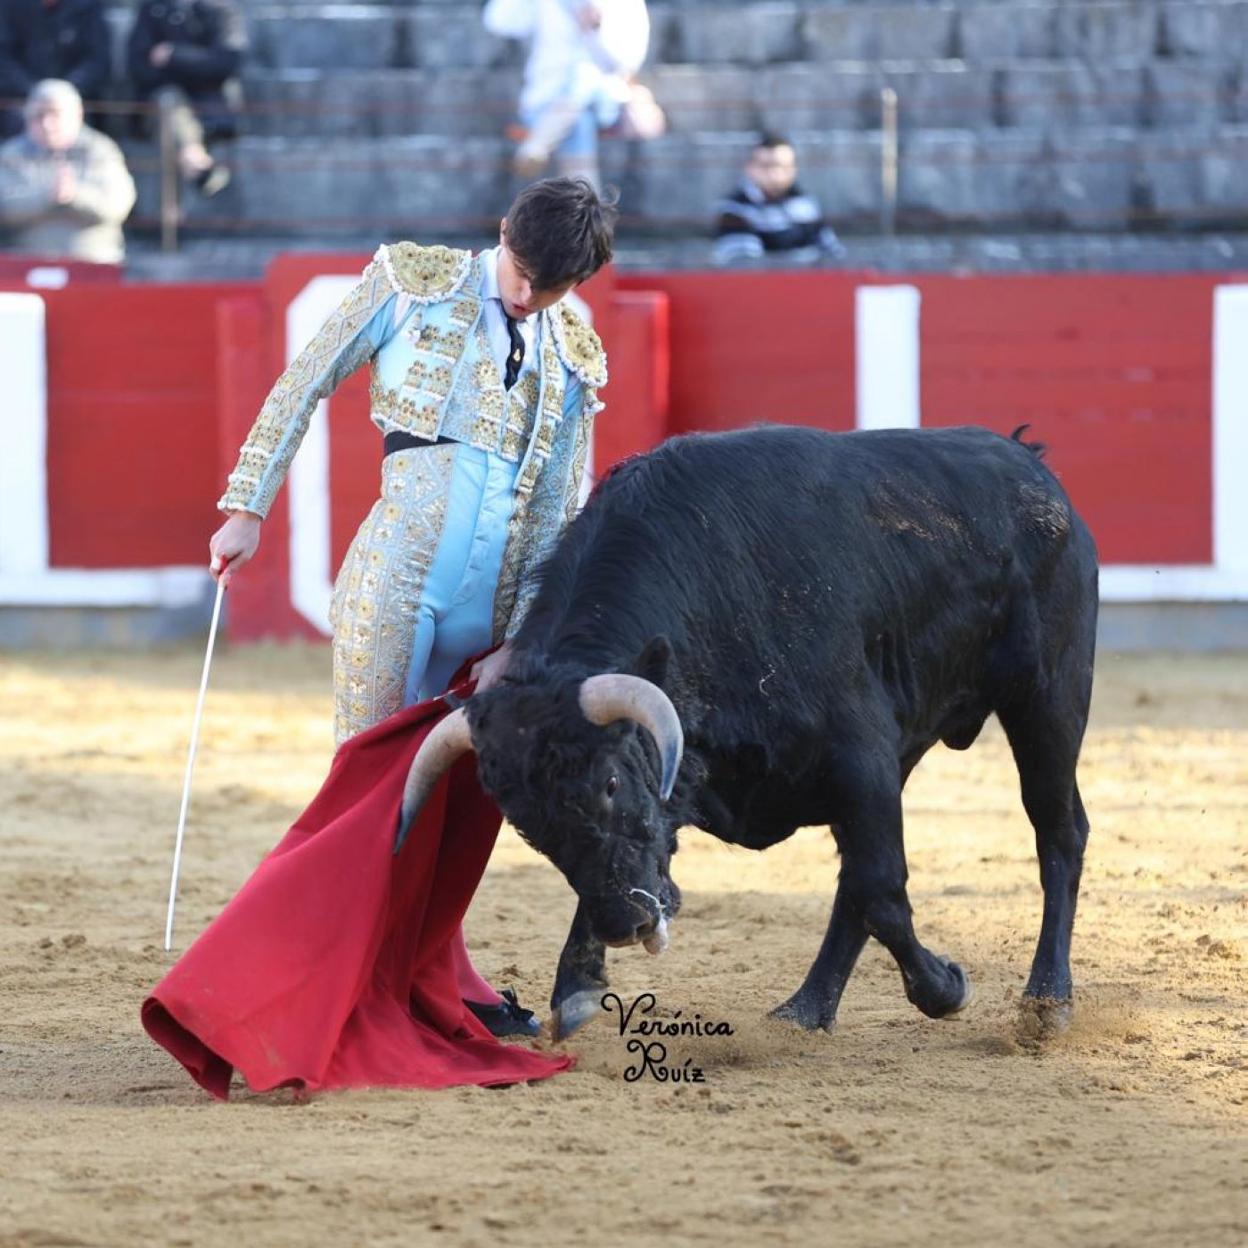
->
<box><xmin>1102</xmin><ymin>284</ymin><xmax>1248</xmax><ymax>602</ymax></box>
<box><xmin>0</xmin><ymin>293</ymin><xmax>208</xmax><ymax>608</ymax></box>
<box><xmin>286</xmin><ymin>276</ymin><xmax>354</xmax><ymax>635</ymax></box>
<box><xmin>0</xmin><ymin>567</ymin><xmax>207</xmax><ymax>607</ymax></box>
<box><xmin>1100</xmin><ymin>566</ymin><xmax>1248</xmax><ymax>602</ymax></box>
<box><xmin>855</xmin><ymin>285</ymin><xmax>921</xmax><ymax>431</ymax></box>
<box><xmin>0</xmin><ymin>293</ymin><xmax>49</xmax><ymax>576</ymax></box>
<box><xmin>1213</xmin><ymin>285</ymin><xmax>1248</xmax><ymax>582</ymax></box>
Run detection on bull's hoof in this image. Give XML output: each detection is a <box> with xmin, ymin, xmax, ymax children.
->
<box><xmin>911</xmin><ymin>956</ymin><xmax>974</xmax><ymax>1019</ymax></box>
<box><xmin>769</xmin><ymin>992</ymin><xmax>836</xmax><ymax>1033</ymax></box>
<box><xmin>1017</xmin><ymin>994</ymin><xmax>1072</xmax><ymax>1045</ymax></box>
<box><xmin>551</xmin><ymin>989</ymin><xmax>603</xmax><ymax>1041</ymax></box>
<box><xmin>941</xmin><ymin>956</ymin><xmax>975</xmax><ymax>1015</ymax></box>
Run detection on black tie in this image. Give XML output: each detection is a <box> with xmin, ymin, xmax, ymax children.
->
<box><xmin>504</xmin><ymin>312</ymin><xmax>525</xmax><ymax>390</ymax></box>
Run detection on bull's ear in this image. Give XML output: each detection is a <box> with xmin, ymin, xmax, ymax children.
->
<box><xmin>632</xmin><ymin>635</ymin><xmax>673</xmax><ymax>688</ymax></box>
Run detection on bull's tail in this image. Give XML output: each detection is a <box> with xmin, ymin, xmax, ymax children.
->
<box><xmin>1010</xmin><ymin>424</ymin><xmax>1048</xmax><ymax>460</ymax></box>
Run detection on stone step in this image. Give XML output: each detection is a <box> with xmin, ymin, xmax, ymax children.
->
<box><xmin>118</xmin><ymin>230</ymin><xmax>1248</xmax><ymax>287</ymax></box>
<box><xmin>606</xmin><ymin>59</ymin><xmax>1243</xmax><ymax>132</ymax></box>
<box><xmin>616</xmin><ymin>125</ymin><xmax>1247</xmax><ymax>231</ymax></box>
<box><xmin>660</xmin><ymin>1</ymin><xmax>1248</xmax><ymax>64</ymax></box>
<box><xmin>232</xmin><ymin>60</ymin><xmax>1242</xmax><ymax>139</ymax></box>
<box><xmin>238</xmin><ymin>68</ymin><xmax>522</xmax><ymax>138</ymax></box>
<box><xmin>120</xmin><ymin>126</ymin><xmax>1248</xmax><ymax>236</ymax></box>
<box><xmin>100</xmin><ymin>2</ymin><xmax>1248</xmax><ymax>74</ymax></box>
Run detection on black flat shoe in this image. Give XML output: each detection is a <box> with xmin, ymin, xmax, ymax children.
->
<box><xmin>465</xmin><ymin>987</ymin><xmax>541</xmax><ymax>1038</ymax></box>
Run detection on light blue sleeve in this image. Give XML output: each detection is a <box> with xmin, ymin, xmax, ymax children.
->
<box><xmin>219</xmin><ymin>261</ymin><xmax>400</xmax><ymax>517</ymax></box>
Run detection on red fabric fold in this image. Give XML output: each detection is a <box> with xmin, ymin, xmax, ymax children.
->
<box><xmin>142</xmin><ymin>685</ymin><xmax>573</xmax><ymax>1098</ymax></box>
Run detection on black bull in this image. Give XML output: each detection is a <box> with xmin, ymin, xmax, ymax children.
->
<box><xmin>399</xmin><ymin>425</ymin><xmax>1099</xmax><ymax>1039</ymax></box>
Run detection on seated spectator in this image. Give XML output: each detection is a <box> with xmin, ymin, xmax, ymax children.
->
<box><xmin>0</xmin><ymin>0</ymin><xmax>110</xmax><ymax>140</ymax></box>
<box><xmin>127</xmin><ymin>0</ymin><xmax>247</xmax><ymax>196</ymax></box>
<box><xmin>484</xmin><ymin>0</ymin><xmax>650</xmax><ymax>189</ymax></box>
<box><xmin>0</xmin><ymin>80</ymin><xmax>136</xmax><ymax>264</ymax></box>
<box><xmin>712</xmin><ymin>132</ymin><xmax>846</xmax><ymax>266</ymax></box>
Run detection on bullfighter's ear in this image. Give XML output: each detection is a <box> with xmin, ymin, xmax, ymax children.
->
<box><xmin>632</xmin><ymin>636</ymin><xmax>673</xmax><ymax>688</ymax></box>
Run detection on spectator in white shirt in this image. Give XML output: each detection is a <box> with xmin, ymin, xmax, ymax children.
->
<box><xmin>483</xmin><ymin>0</ymin><xmax>650</xmax><ymax>188</ymax></box>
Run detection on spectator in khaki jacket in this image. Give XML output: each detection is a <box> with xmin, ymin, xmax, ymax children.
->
<box><xmin>0</xmin><ymin>80</ymin><xmax>137</xmax><ymax>264</ymax></box>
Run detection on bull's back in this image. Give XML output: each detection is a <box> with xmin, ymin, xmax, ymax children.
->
<box><xmin>620</xmin><ymin>424</ymin><xmax>1090</xmax><ymax>601</ymax></box>
<box><xmin>595</xmin><ymin>425</ymin><xmax>1095</xmax><ymax>745</ymax></box>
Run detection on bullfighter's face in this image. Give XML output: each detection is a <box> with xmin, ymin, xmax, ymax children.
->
<box><xmin>496</xmin><ymin>223</ymin><xmax>577</xmax><ymax>321</ymax></box>
<box><xmin>467</xmin><ymin>679</ymin><xmax>682</xmax><ymax>949</ymax></box>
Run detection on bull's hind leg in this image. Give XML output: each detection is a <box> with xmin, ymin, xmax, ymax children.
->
<box><xmin>994</xmin><ymin>530</ymin><xmax>1097</xmax><ymax>1033</ymax></box>
<box><xmin>998</xmin><ymin>691</ymin><xmax>1091</xmax><ymax>1030</ymax></box>
<box><xmin>773</xmin><ymin>761</ymin><xmax>972</xmax><ymax>1030</ymax></box>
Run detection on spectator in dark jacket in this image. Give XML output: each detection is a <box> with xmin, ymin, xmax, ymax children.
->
<box><xmin>0</xmin><ymin>0</ymin><xmax>111</xmax><ymax>140</ymax></box>
<box><xmin>127</xmin><ymin>0</ymin><xmax>246</xmax><ymax>195</ymax></box>
<box><xmin>712</xmin><ymin>132</ymin><xmax>845</xmax><ymax>266</ymax></box>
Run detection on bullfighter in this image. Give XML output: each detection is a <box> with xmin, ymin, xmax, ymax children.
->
<box><xmin>207</xmin><ymin>176</ymin><xmax>615</xmax><ymax>1036</ymax></box>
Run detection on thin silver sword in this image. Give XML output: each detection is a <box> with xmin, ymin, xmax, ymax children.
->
<box><xmin>164</xmin><ymin>571</ymin><xmax>227</xmax><ymax>952</ymax></box>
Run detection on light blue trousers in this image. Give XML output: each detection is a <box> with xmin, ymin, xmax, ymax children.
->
<box><xmin>330</xmin><ymin>443</ymin><xmax>519</xmax><ymax>746</ymax></box>
<box><xmin>405</xmin><ymin>446</ymin><xmax>520</xmax><ymax>704</ymax></box>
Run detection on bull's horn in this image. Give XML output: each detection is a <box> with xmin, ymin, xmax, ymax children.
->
<box><xmin>394</xmin><ymin>708</ymin><xmax>474</xmax><ymax>852</ymax></box>
<box><xmin>578</xmin><ymin>675</ymin><xmax>684</xmax><ymax>801</ymax></box>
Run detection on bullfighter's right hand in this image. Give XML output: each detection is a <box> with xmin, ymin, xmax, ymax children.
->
<box><xmin>471</xmin><ymin>642</ymin><xmax>513</xmax><ymax>693</ymax></box>
<box><xmin>209</xmin><ymin>512</ymin><xmax>262</xmax><ymax>587</ymax></box>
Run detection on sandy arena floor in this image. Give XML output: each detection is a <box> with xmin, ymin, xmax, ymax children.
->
<box><xmin>0</xmin><ymin>644</ymin><xmax>1244</xmax><ymax>1248</ymax></box>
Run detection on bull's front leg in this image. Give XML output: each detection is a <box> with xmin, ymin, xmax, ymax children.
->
<box><xmin>550</xmin><ymin>901</ymin><xmax>609</xmax><ymax>1040</ymax></box>
<box><xmin>773</xmin><ymin>755</ymin><xmax>973</xmax><ymax>1030</ymax></box>
<box><xmin>770</xmin><ymin>876</ymin><xmax>870</xmax><ymax>1031</ymax></box>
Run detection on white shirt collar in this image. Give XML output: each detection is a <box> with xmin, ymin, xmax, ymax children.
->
<box><xmin>480</xmin><ymin>245</ymin><xmax>501</xmax><ymax>301</ymax></box>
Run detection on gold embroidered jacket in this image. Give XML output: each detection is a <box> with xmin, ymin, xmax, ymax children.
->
<box><xmin>218</xmin><ymin>242</ymin><xmax>607</xmax><ymax>641</ymax></box>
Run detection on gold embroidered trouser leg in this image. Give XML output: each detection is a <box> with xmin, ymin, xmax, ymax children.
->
<box><xmin>329</xmin><ymin>445</ymin><xmax>457</xmax><ymax>748</ymax></box>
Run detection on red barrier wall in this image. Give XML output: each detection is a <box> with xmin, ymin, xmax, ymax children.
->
<box><xmin>40</xmin><ymin>283</ymin><xmax>249</xmax><ymax>568</ymax></box>
<box><xmin>622</xmin><ymin>270</ymin><xmax>1222</xmax><ymax>565</ymax></box>
<box><xmin>595</xmin><ymin>290</ymin><xmax>671</xmax><ymax>470</ymax></box>
<box><xmin>617</xmin><ymin>271</ymin><xmax>858</xmax><ymax>435</ymax></box>
<box><xmin>915</xmin><ymin>275</ymin><xmax>1216</xmax><ymax>565</ymax></box>
<box><xmin>11</xmin><ymin>261</ymin><xmax>1236</xmax><ymax>637</ymax></box>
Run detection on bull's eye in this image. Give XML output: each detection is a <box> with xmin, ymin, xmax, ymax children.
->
<box><xmin>605</xmin><ymin>775</ymin><xmax>619</xmax><ymax>798</ymax></box>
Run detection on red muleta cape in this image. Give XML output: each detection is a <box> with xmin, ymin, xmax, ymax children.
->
<box><xmin>141</xmin><ymin>686</ymin><xmax>573</xmax><ymax>1098</ymax></box>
